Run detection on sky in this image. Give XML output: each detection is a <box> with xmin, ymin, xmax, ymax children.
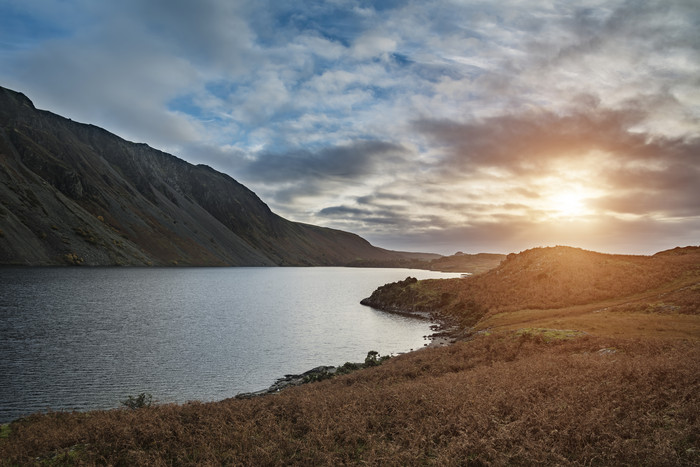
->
<box><xmin>1</xmin><ymin>0</ymin><xmax>698</xmax><ymax>255</ymax></box>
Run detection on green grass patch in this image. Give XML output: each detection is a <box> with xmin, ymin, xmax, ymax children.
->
<box><xmin>39</xmin><ymin>444</ymin><xmax>87</xmax><ymax>465</ymax></box>
<box><xmin>514</xmin><ymin>328</ymin><xmax>587</xmax><ymax>341</ymax></box>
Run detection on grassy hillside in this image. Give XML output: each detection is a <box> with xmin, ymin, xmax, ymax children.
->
<box><xmin>1</xmin><ymin>246</ymin><xmax>698</xmax><ymax>465</ymax></box>
<box><xmin>425</xmin><ymin>251</ymin><xmax>506</xmax><ymax>273</ymax></box>
<box><xmin>362</xmin><ymin>246</ymin><xmax>700</xmax><ymax>329</ymax></box>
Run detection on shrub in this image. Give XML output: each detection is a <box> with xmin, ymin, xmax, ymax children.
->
<box><xmin>121</xmin><ymin>393</ymin><xmax>153</xmax><ymax>410</ymax></box>
<box><xmin>364</xmin><ymin>350</ymin><xmax>390</xmax><ymax>367</ymax></box>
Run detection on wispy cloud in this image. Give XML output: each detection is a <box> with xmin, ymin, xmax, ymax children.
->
<box><xmin>1</xmin><ymin>0</ymin><xmax>697</xmax><ymax>254</ymax></box>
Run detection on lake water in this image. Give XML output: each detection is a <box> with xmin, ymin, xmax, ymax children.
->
<box><xmin>0</xmin><ymin>267</ymin><xmax>460</xmax><ymax>423</ymax></box>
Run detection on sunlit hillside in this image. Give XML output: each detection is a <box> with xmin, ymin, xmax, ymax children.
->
<box><xmin>361</xmin><ymin>246</ymin><xmax>700</xmax><ymax>331</ymax></box>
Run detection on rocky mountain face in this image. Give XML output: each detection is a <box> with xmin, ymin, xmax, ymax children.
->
<box><xmin>0</xmin><ymin>86</ymin><xmax>426</xmax><ymax>266</ymax></box>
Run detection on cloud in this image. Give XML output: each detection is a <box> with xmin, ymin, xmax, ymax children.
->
<box><xmin>363</xmin><ymin>211</ymin><xmax>700</xmax><ymax>256</ymax></box>
<box><xmin>415</xmin><ymin>105</ymin><xmax>644</xmax><ymax>171</ymax></box>
<box><xmin>0</xmin><ymin>0</ymin><xmax>698</xmax><ymax>254</ymax></box>
<box><xmin>243</xmin><ymin>140</ymin><xmax>407</xmax><ymax>182</ymax></box>
<box><xmin>309</xmin><ymin>100</ymin><xmax>699</xmax><ymax>253</ymax></box>
<box><xmin>414</xmin><ymin>101</ymin><xmax>700</xmax><ymax>207</ymax></box>
<box><xmin>127</xmin><ymin>0</ymin><xmax>257</xmax><ymax>72</ymax></box>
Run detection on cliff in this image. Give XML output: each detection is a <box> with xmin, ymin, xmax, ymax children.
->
<box><xmin>0</xmin><ymin>86</ymin><xmax>425</xmax><ymax>266</ymax></box>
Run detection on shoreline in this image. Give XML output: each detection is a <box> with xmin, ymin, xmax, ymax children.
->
<box><xmin>235</xmin><ymin>307</ymin><xmax>462</xmax><ymax>398</ymax></box>
<box><xmin>1</xmin><ymin>303</ymin><xmax>460</xmax><ymax>422</ymax></box>
<box><xmin>373</xmin><ymin>307</ymin><xmax>463</xmax><ymax>349</ymax></box>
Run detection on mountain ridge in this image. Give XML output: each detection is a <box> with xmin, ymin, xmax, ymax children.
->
<box><xmin>0</xmin><ymin>86</ymin><xmax>437</xmax><ymax>266</ymax></box>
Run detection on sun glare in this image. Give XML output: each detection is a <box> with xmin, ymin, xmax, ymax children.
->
<box><xmin>550</xmin><ymin>192</ymin><xmax>587</xmax><ymax>218</ymax></box>
<box><xmin>532</xmin><ymin>166</ymin><xmax>603</xmax><ymax>221</ymax></box>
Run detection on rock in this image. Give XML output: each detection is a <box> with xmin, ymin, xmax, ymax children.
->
<box><xmin>235</xmin><ymin>353</ymin><xmax>390</xmax><ymax>399</ymax></box>
<box><xmin>235</xmin><ymin>365</ymin><xmax>339</xmax><ymax>398</ymax></box>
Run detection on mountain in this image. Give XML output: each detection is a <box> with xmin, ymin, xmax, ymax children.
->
<box><xmin>0</xmin><ymin>86</ymin><xmax>435</xmax><ymax>266</ymax></box>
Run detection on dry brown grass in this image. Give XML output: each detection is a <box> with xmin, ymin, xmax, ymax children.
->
<box><xmin>374</xmin><ymin>246</ymin><xmax>700</xmax><ymax>329</ymax></box>
<box><xmin>475</xmin><ymin>274</ymin><xmax>700</xmax><ymax>341</ymax></box>
<box><xmin>457</xmin><ymin>246</ymin><xmax>699</xmax><ymax>317</ymax></box>
<box><xmin>2</xmin><ymin>246</ymin><xmax>699</xmax><ymax>465</ymax></box>
<box><xmin>1</xmin><ymin>334</ymin><xmax>698</xmax><ymax>466</ymax></box>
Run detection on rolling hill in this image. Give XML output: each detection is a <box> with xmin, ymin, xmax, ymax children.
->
<box><xmin>362</xmin><ymin>245</ymin><xmax>700</xmax><ymax>333</ymax></box>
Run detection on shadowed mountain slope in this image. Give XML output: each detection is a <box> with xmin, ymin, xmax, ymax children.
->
<box><xmin>0</xmin><ymin>86</ymin><xmax>431</xmax><ymax>266</ymax></box>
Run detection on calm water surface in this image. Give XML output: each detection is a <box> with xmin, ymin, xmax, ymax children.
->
<box><xmin>0</xmin><ymin>267</ymin><xmax>459</xmax><ymax>423</ymax></box>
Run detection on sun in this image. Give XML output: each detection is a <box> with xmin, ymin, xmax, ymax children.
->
<box><xmin>549</xmin><ymin>191</ymin><xmax>587</xmax><ymax>218</ymax></box>
<box><xmin>533</xmin><ymin>169</ymin><xmax>600</xmax><ymax>220</ymax></box>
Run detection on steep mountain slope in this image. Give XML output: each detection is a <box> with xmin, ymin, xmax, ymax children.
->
<box><xmin>0</xmin><ymin>86</ymin><xmax>424</xmax><ymax>266</ymax></box>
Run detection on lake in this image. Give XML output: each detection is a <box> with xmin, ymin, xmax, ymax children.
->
<box><xmin>0</xmin><ymin>267</ymin><xmax>460</xmax><ymax>423</ymax></box>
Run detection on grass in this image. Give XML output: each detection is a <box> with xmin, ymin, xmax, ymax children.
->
<box><xmin>1</xmin><ymin>245</ymin><xmax>698</xmax><ymax>465</ymax></box>
<box><xmin>512</xmin><ymin>327</ymin><xmax>587</xmax><ymax>341</ymax></box>
<box><xmin>474</xmin><ymin>272</ymin><xmax>700</xmax><ymax>341</ymax></box>
<box><xmin>1</xmin><ymin>335</ymin><xmax>697</xmax><ymax>465</ymax></box>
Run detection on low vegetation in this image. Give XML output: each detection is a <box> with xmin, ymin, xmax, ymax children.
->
<box><xmin>121</xmin><ymin>393</ymin><xmax>153</xmax><ymax>410</ymax></box>
<box><xmin>1</xmin><ymin>245</ymin><xmax>698</xmax><ymax>465</ymax></box>
<box><xmin>364</xmin><ymin>246</ymin><xmax>700</xmax><ymax>328</ymax></box>
<box><xmin>1</xmin><ymin>335</ymin><xmax>697</xmax><ymax>465</ymax></box>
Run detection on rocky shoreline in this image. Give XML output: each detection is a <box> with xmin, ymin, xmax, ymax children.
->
<box><xmin>235</xmin><ymin>351</ymin><xmax>392</xmax><ymax>399</ymax></box>
<box><xmin>235</xmin><ymin>278</ymin><xmax>467</xmax><ymax>399</ymax></box>
<box><xmin>235</xmin><ymin>365</ymin><xmax>341</xmax><ymax>398</ymax></box>
<box><xmin>235</xmin><ymin>307</ymin><xmax>464</xmax><ymax>399</ymax></box>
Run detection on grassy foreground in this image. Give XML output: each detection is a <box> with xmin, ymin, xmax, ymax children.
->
<box><xmin>1</xmin><ymin>246</ymin><xmax>698</xmax><ymax>465</ymax></box>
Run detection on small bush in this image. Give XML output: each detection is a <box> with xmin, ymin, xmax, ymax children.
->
<box><xmin>364</xmin><ymin>350</ymin><xmax>390</xmax><ymax>367</ymax></box>
<box><xmin>336</xmin><ymin>362</ymin><xmax>361</xmax><ymax>375</ymax></box>
<box><xmin>121</xmin><ymin>393</ymin><xmax>152</xmax><ymax>410</ymax></box>
<box><xmin>63</xmin><ymin>252</ymin><xmax>84</xmax><ymax>265</ymax></box>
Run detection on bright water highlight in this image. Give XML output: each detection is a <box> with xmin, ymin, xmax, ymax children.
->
<box><xmin>0</xmin><ymin>267</ymin><xmax>460</xmax><ymax>423</ymax></box>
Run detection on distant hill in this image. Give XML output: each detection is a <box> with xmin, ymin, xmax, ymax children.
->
<box><xmin>0</xmin><ymin>86</ymin><xmax>432</xmax><ymax>266</ymax></box>
<box><xmin>347</xmin><ymin>251</ymin><xmax>505</xmax><ymax>273</ymax></box>
<box><xmin>425</xmin><ymin>251</ymin><xmax>505</xmax><ymax>273</ymax></box>
<box><xmin>362</xmin><ymin>245</ymin><xmax>700</xmax><ymax>327</ymax></box>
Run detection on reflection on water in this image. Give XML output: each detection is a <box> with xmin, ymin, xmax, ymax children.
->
<box><xmin>0</xmin><ymin>267</ymin><xmax>459</xmax><ymax>422</ymax></box>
